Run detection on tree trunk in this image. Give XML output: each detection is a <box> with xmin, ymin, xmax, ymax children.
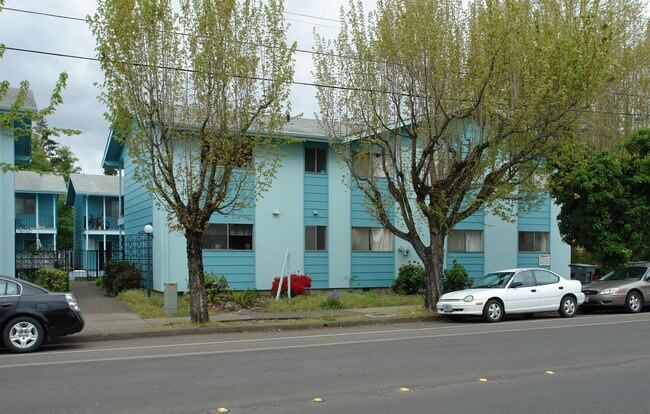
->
<box><xmin>423</xmin><ymin>227</ymin><xmax>446</xmax><ymax>310</ymax></box>
<box><xmin>186</xmin><ymin>230</ymin><xmax>209</xmax><ymax>323</ymax></box>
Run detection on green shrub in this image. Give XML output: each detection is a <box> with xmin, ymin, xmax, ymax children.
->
<box><xmin>443</xmin><ymin>259</ymin><xmax>471</xmax><ymax>293</ymax></box>
<box><xmin>391</xmin><ymin>264</ymin><xmax>426</xmax><ymax>295</ymax></box>
<box><xmin>104</xmin><ymin>260</ymin><xmax>142</xmax><ymax>295</ymax></box>
<box><xmin>113</xmin><ymin>269</ymin><xmax>142</xmax><ymax>293</ymax></box>
<box><xmin>204</xmin><ymin>272</ymin><xmax>230</xmax><ymax>304</ymax></box>
<box><xmin>33</xmin><ymin>267</ymin><xmax>69</xmax><ymax>292</ymax></box>
<box><xmin>231</xmin><ymin>289</ymin><xmax>258</xmax><ymax>308</ymax></box>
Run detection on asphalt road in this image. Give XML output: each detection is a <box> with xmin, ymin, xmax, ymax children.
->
<box><xmin>2</xmin><ymin>312</ymin><xmax>649</xmax><ymax>414</ymax></box>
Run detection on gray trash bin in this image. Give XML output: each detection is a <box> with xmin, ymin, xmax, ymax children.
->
<box><xmin>569</xmin><ymin>264</ymin><xmax>597</xmax><ymax>284</ymax></box>
<box><xmin>164</xmin><ymin>282</ymin><xmax>178</xmax><ymax>314</ymax></box>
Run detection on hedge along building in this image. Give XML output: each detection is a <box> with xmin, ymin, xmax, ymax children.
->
<box><xmin>101</xmin><ymin>118</ymin><xmax>570</xmax><ymax>293</ymax></box>
<box><xmin>0</xmin><ymin>88</ymin><xmax>36</xmax><ymax>277</ymax></box>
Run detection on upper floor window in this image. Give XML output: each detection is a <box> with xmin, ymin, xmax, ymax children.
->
<box><xmin>105</xmin><ymin>199</ymin><xmax>120</xmax><ymax>217</ymax></box>
<box><xmin>305</xmin><ymin>147</ymin><xmax>327</xmax><ymax>173</ymax></box>
<box><xmin>202</xmin><ymin>223</ymin><xmax>253</xmax><ymax>250</ymax></box>
<box><xmin>448</xmin><ymin>230</ymin><xmax>483</xmax><ymax>252</ymax></box>
<box><xmin>352</xmin><ymin>227</ymin><xmax>393</xmax><ymax>251</ymax></box>
<box><xmin>305</xmin><ymin>226</ymin><xmax>327</xmax><ymax>251</ymax></box>
<box><xmin>352</xmin><ymin>151</ymin><xmax>390</xmax><ymax>179</ymax></box>
<box><xmin>15</xmin><ymin>195</ymin><xmax>35</xmax><ymax>215</ymax></box>
<box><xmin>518</xmin><ymin>231</ymin><xmax>549</xmax><ymax>252</ymax></box>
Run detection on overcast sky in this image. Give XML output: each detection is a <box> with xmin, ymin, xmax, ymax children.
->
<box><xmin>0</xmin><ymin>0</ymin><xmax>375</xmax><ymax>175</ymax></box>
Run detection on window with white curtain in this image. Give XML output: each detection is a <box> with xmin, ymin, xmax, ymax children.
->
<box><xmin>352</xmin><ymin>227</ymin><xmax>393</xmax><ymax>251</ymax></box>
<box><xmin>448</xmin><ymin>230</ymin><xmax>483</xmax><ymax>252</ymax></box>
<box><xmin>518</xmin><ymin>231</ymin><xmax>549</xmax><ymax>252</ymax></box>
<box><xmin>202</xmin><ymin>223</ymin><xmax>253</xmax><ymax>250</ymax></box>
<box><xmin>352</xmin><ymin>151</ymin><xmax>390</xmax><ymax>178</ymax></box>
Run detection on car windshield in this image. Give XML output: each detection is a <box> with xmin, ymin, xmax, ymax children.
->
<box><xmin>471</xmin><ymin>272</ymin><xmax>515</xmax><ymax>289</ymax></box>
<box><xmin>600</xmin><ymin>266</ymin><xmax>647</xmax><ymax>281</ymax></box>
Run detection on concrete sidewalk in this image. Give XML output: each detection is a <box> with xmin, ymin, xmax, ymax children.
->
<box><xmin>62</xmin><ymin>281</ymin><xmax>437</xmax><ymax>343</ymax></box>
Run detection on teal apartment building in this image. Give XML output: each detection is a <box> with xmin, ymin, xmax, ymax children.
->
<box><xmin>101</xmin><ymin>118</ymin><xmax>570</xmax><ymax>292</ymax></box>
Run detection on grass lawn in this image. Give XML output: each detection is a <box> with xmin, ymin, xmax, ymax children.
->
<box><xmin>118</xmin><ymin>288</ymin><xmax>425</xmax><ymax>319</ymax></box>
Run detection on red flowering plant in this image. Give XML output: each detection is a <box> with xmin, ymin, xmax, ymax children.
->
<box><xmin>271</xmin><ymin>274</ymin><xmax>312</xmax><ymax>296</ymax></box>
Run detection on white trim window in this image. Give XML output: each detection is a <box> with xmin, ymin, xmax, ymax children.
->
<box><xmin>352</xmin><ymin>227</ymin><xmax>393</xmax><ymax>251</ymax></box>
<box><xmin>203</xmin><ymin>223</ymin><xmax>253</xmax><ymax>250</ymax></box>
<box><xmin>448</xmin><ymin>230</ymin><xmax>483</xmax><ymax>252</ymax></box>
<box><xmin>305</xmin><ymin>226</ymin><xmax>327</xmax><ymax>251</ymax></box>
<box><xmin>518</xmin><ymin>231</ymin><xmax>549</xmax><ymax>253</ymax></box>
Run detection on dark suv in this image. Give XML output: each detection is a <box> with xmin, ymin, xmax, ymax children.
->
<box><xmin>580</xmin><ymin>262</ymin><xmax>650</xmax><ymax>313</ymax></box>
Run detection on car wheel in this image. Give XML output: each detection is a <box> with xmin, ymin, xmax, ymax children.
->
<box><xmin>559</xmin><ymin>296</ymin><xmax>577</xmax><ymax>318</ymax></box>
<box><xmin>624</xmin><ymin>291</ymin><xmax>643</xmax><ymax>313</ymax></box>
<box><xmin>2</xmin><ymin>317</ymin><xmax>44</xmax><ymax>353</ymax></box>
<box><xmin>482</xmin><ymin>299</ymin><xmax>503</xmax><ymax>322</ymax></box>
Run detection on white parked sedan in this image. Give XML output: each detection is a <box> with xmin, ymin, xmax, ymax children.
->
<box><xmin>437</xmin><ymin>268</ymin><xmax>585</xmax><ymax>322</ymax></box>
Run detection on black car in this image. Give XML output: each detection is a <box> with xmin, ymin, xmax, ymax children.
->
<box><xmin>0</xmin><ymin>276</ymin><xmax>84</xmax><ymax>353</ymax></box>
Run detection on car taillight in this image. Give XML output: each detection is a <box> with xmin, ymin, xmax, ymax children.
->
<box><xmin>66</xmin><ymin>293</ymin><xmax>80</xmax><ymax>311</ymax></box>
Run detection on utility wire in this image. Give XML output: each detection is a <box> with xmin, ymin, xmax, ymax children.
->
<box><xmin>4</xmin><ymin>45</ymin><xmax>649</xmax><ymax>118</ymax></box>
<box><xmin>0</xmin><ymin>5</ymin><xmax>339</xmax><ymax>57</ymax></box>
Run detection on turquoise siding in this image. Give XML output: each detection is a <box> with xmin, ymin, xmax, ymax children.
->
<box><xmin>304</xmin><ymin>148</ymin><xmax>329</xmax><ymax>287</ymax></box>
<box><xmin>446</xmin><ymin>252</ymin><xmax>484</xmax><ymax>281</ymax></box>
<box><xmin>518</xmin><ymin>197</ymin><xmax>550</xmax><ymax>231</ymax></box>
<box><xmin>350</xmin><ymin>184</ymin><xmax>396</xmax><ymax>288</ymax></box>
<box><xmin>203</xmin><ymin>251</ymin><xmax>256</xmax><ymax>290</ymax></box>
<box><xmin>304</xmin><ymin>174</ymin><xmax>328</xmax><ymax>225</ymax></box>
<box><xmin>453</xmin><ymin>210</ymin><xmax>484</xmax><ymax>229</ymax></box>
<box><xmin>518</xmin><ymin>253</ymin><xmax>544</xmax><ymax>269</ymax></box>
<box><xmin>305</xmin><ymin>251</ymin><xmax>328</xmax><ymax>288</ymax></box>
<box><xmin>518</xmin><ymin>194</ymin><xmax>551</xmax><ymax>268</ymax></box>
<box><xmin>123</xmin><ymin>152</ymin><xmax>153</xmax><ymax>234</ymax></box>
<box><xmin>350</xmin><ymin>252</ymin><xmax>395</xmax><ymax>287</ymax></box>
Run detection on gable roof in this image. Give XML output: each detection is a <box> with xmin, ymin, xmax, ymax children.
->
<box><xmin>14</xmin><ymin>171</ymin><xmax>67</xmax><ymax>194</ymax></box>
<box><xmin>65</xmin><ymin>173</ymin><xmax>123</xmax><ymax>205</ymax></box>
<box><xmin>0</xmin><ymin>87</ymin><xmax>37</xmax><ymax>111</ymax></box>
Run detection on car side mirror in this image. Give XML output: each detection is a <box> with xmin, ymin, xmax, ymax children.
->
<box><xmin>510</xmin><ymin>282</ymin><xmax>523</xmax><ymax>288</ymax></box>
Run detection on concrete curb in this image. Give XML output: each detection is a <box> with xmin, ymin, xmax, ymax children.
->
<box><xmin>55</xmin><ymin>315</ymin><xmax>442</xmax><ymax>344</ymax></box>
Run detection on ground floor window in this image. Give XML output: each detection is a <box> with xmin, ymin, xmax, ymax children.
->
<box><xmin>448</xmin><ymin>230</ymin><xmax>483</xmax><ymax>252</ymax></box>
<box><xmin>305</xmin><ymin>226</ymin><xmax>327</xmax><ymax>251</ymax></box>
<box><xmin>518</xmin><ymin>231</ymin><xmax>549</xmax><ymax>252</ymax></box>
<box><xmin>352</xmin><ymin>227</ymin><xmax>393</xmax><ymax>251</ymax></box>
<box><xmin>202</xmin><ymin>223</ymin><xmax>253</xmax><ymax>250</ymax></box>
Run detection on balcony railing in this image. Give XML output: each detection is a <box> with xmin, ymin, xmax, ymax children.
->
<box><xmin>83</xmin><ymin>215</ymin><xmax>119</xmax><ymax>231</ymax></box>
<box><xmin>15</xmin><ymin>214</ymin><xmax>56</xmax><ymax>230</ymax></box>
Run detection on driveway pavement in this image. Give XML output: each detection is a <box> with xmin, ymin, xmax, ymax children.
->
<box><xmin>63</xmin><ymin>281</ymin><xmax>437</xmax><ymax>343</ymax></box>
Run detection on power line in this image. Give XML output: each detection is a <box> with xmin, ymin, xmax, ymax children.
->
<box><xmin>0</xmin><ymin>5</ymin><xmax>338</xmax><ymax>58</ymax></box>
<box><xmin>4</xmin><ymin>45</ymin><xmax>649</xmax><ymax>118</ymax></box>
<box><xmin>0</xmin><ymin>5</ymin><xmax>341</xmax><ymax>26</ymax></box>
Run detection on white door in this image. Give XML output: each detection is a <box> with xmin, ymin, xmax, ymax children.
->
<box><xmin>506</xmin><ymin>270</ymin><xmax>540</xmax><ymax>313</ymax></box>
<box><xmin>533</xmin><ymin>269</ymin><xmax>563</xmax><ymax>311</ymax></box>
